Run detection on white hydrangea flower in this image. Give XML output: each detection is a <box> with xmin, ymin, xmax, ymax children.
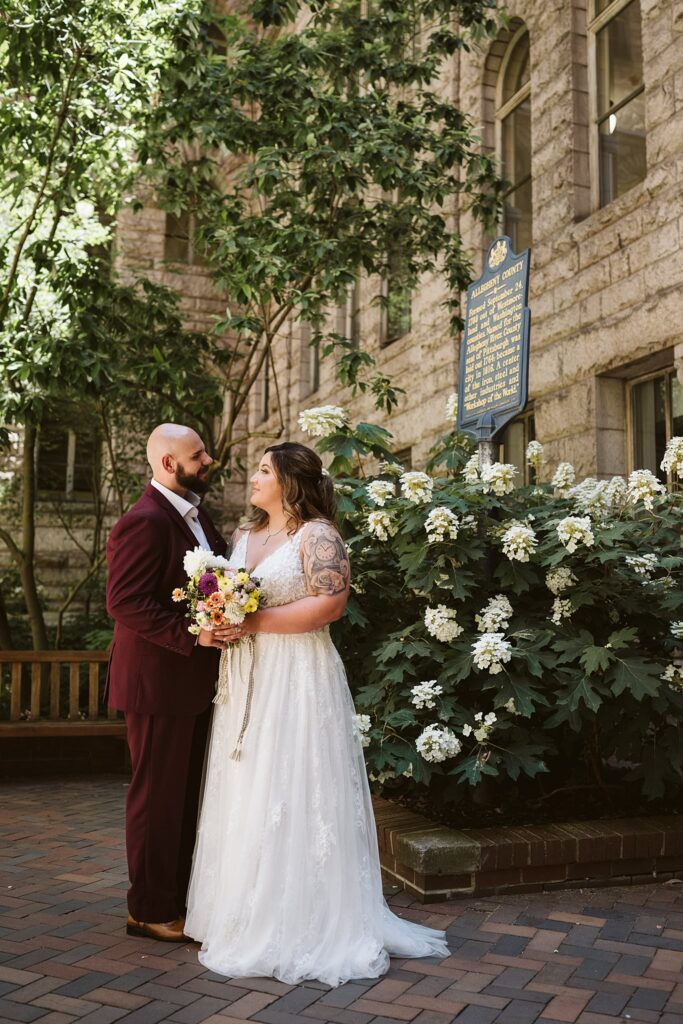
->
<box><xmin>661</xmin><ymin>436</ymin><xmax>683</xmax><ymax>478</ymax></box>
<box><xmin>400</xmin><ymin>471</ymin><xmax>433</xmax><ymax>504</ymax></box>
<box><xmin>627</xmin><ymin>469</ymin><xmax>666</xmax><ymax>510</ymax></box>
<box><xmin>557</xmin><ymin>515</ymin><xmax>595</xmax><ymax>554</ymax></box>
<box><xmin>473</xmin><ymin>711</ymin><xmax>498</xmax><ymax>743</ymax></box>
<box><xmin>445</xmin><ymin>392</ymin><xmax>459</xmax><ymax>421</ymax></box>
<box><xmin>472</xmin><ymin>632</ymin><xmax>512</xmax><ymax>674</ymax></box>
<box><xmin>366</xmin><ymin>480</ymin><xmax>396</xmax><ymax>507</ymax></box>
<box><xmin>463</xmin><ymin>453</ymin><xmax>479</xmax><ymax>483</ymax></box>
<box><xmin>671</xmin><ymin>622</ymin><xmax>683</xmax><ymax>639</ymax></box>
<box><xmin>402</xmin><ymin>763</ymin><xmax>414</xmax><ymax>778</ymax></box>
<box><xmin>550</xmin><ymin>597</ymin><xmax>573</xmax><ymax>625</ymax></box>
<box><xmin>298</xmin><ymin>404</ymin><xmax>348</xmax><ymax>438</ymax></box>
<box><xmin>606</xmin><ymin>476</ymin><xmax>628</xmax><ymax>508</ymax></box>
<box><xmin>460</xmin><ymin>513</ymin><xmax>477</xmax><ymax>532</ymax></box>
<box><xmin>416</xmin><ymin>724</ymin><xmax>462</xmax><ymax>763</ymax></box>
<box><xmin>501</xmin><ymin>523</ymin><xmax>538</xmax><ymax>562</ymax></box>
<box><xmin>480</xmin><ymin>462</ymin><xmax>518</xmax><ymax>496</ymax></box>
<box><xmin>353</xmin><ymin>713</ymin><xmax>372</xmax><ymax>748</ymax></box>
<box><xmin>552</xmin><ymin>462</ymin><xmax>576</xmax><ymax>495</ymax></box>
<box><xmin>545</xmin><ymin>566</ymin><xmax>578</xmax><ymax>595</ymax></box>
<box><xmin>526</xmin><ymin>440</ymin><xmax>545</xmax><ymax>470</ymax></box>
<box><xmin>475</xmin><ymin>594</ymin><xmax>513</xmax><ymax>633</ymax></box>
<box><xmin>625</xmin><ymin>553</ymin><xmax>658</xmax><ymax>578</ymax></box>
<box><xmin>424</xmin><ymin>605</ymin><xmax>464</xmax><ymax>642</ymax></box>
<box><xmin>568</xmin><ymin>478</ymin><xmax>612</xmax><ymax>520</ymax></box>
<box><xmin>425</xmin><ymin>507</ymin><xmax>460</xmax><ymax>543</ymax></box>
<box><xmin>410</xmin><ymin>679</ymin><xmax>444</xmax><ymax>709</ymax></box>
<box><xmin>368</xmin><ymin>768</ymin><xmax>396</xmax><ymax>783</ymax></box>
<box><xmin>366</xmin><ymin>510</ymin><xmax>397</xmax><ymax>542</ymax></box>
<box><xmin>661</xmin><ymin>664</ymin><xmax>683</xmax><ymax>690</ymax></box>
<box><xmin>378</xmin><ymin>460</ymin><xmax>403</xmax><ymax>477</ymax></box>
<box><xmin>504</xmin><ymin>697</ymin><xmax>520</xmax><ymax>716</ymax></box>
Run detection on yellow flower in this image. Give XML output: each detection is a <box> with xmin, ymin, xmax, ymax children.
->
<box><xmin>244</xmin><ymin>597</ymin><xmax>258</xmax><ymax>614</ymax></box>
<box><xmin>236</xmin><ymin>571</ymin><xmax>250</xmax><ymax>584</ymax></box>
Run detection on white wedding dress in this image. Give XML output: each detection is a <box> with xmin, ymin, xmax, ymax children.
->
<box><xmin>185</xmin><ymin>525</ymin><xmax>449</xmax><ymax>987</ymax></box>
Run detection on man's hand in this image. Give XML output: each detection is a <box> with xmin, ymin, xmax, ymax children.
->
<box><xmin>197</xmin><ymin>628</ymin><xmax>226</xmax><ymax>649</ymax></box>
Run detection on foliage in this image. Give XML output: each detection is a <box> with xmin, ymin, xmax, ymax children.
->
<box><xmin>315</xmin><ymin>414</ymin><xmax>683</xmax><ymax>803</ymax></box>
<box><xmin>139</xmin><ymin>0</ymin><xmax>506</xmax><ymax>466</ymax></box>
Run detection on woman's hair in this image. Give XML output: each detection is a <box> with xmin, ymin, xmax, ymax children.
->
<box><xmin>248</xmin><ymin>441</ymin><xmax>337</xmax><ymax>531</ymax></box>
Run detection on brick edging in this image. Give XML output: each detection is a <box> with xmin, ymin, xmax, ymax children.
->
<box><xmin>373</xmin><ymin>796</ymin><xmax>683</xmax><ymax>902</ymax></box>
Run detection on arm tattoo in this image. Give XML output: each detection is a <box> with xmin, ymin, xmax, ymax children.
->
<box><xmin>302</xmin><ymin>523</ymin><xmax>350</xmax><ymax>597</ymax></box>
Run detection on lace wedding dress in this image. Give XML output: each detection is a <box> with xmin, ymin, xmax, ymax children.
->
<box><xmin>184</xmin><ymin>525</ymin><xmax>449</xmax><ymax>987</ymax></box>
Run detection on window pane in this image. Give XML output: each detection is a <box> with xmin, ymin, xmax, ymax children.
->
<box><xmin>501</xmin><ymin>96</ymin><xmax>530</xmax><ymax>189</ymax></box>
<box><xmin>502</xmin><ymin>31</ymin><xmax>530</xmax><ymax>105</ymax></box>
<box><xmin>164</xmin><ymin>212</ymin><xmax>191</xmax><ymax>262</ymax></box>
<box><xmin>632</xmin><ymin>375</ymin><xmax>667</xmax><ymax>482</ymax></box>
<box><xmin>672</xmin><ymin>374</ymin><xmax>683</xmax><ymax>439</ymax></box>
<box><xmin>37</xmin><ymin>422</ymin><xmax>69</xmax><ymax>493</ymax></box>
<box><xmin>384</xmin><ymin>245</ymin><xmax>411</xmax><ymax>345</ymax></box>
<box><xmin>596</xmin><ymin>1</ymin><xmax>643</xmax><ymax>119</ymax></box>
<box><xmin>503</xmin><ymin>177</ymin><xmax>532</xmax><ymax>251</ymax></box>
<box><xmin>72</xmin><ymin>433</ymin><xmax>99</xmax><ymax>494</ymax></box>
<box><xmin>598</xmin><ymin>90</ymin><xmax>646</xmax><ymax>205</ymax></box>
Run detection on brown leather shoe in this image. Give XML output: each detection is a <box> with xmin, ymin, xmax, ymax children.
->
<box><xmin>126</xmin><ymin>913</ymin><xmax>187</xmax><ymax>942</ymax></box>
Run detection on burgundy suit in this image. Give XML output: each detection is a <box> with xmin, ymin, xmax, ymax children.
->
<box><xmin>106</xmin><ymin>483</ymin><xmax>227</xmax><ymax>922</ymax></box>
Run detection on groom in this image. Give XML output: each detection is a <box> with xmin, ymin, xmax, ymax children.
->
<box><xmin>106</xmin><ymin>423</ymin><xmax>227</xmax><ymax>941</ymax></box>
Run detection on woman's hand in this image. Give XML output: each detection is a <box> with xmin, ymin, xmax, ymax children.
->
<box><xmin>214</xmin><ymin>614</ymin><xmax>259</xmax><ymax>645</ymax></box>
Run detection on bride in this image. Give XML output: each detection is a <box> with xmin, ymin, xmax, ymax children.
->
<box><xmin>184</xmin><ymin>441</ymin><xmax>449</xmax><ymax>987</ymax></box>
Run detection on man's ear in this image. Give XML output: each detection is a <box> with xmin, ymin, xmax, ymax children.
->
<box><xmin>161</xmin><ymin>453</ymin><xmax>175</xmax><ymax>474</ymax></box>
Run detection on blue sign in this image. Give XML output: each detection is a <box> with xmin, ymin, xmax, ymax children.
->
<box><xmin>457</xmin><ymin>236</ymin><xmax>531</xmax><ymax>441</ymax></box>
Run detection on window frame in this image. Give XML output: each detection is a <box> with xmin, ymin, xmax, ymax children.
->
<box><xmin>163</xmin><ymin>210</ymin><xmax>206</xmax><ymax>265</ymax></box>
<box><xmin>36</xmin><ymin>422</ymin><xmax>101</xmax><ymax>501</ymax></box>
<box><xmin>626</xmin><ymin>366</ymin><xmax>680</xmax><ymax>484</ymax></box>
<box><xmin>587</xmin><ymin>0</ymin><xmax>645</xmax><ymax>211</ymax></box>
<box><xmin>495</xmin><ymin>24</ymin><xmax>532</xmax><ymax>251</ymax></box>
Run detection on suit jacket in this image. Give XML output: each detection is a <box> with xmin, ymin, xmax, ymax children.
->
<box><xmin>105</xmin><ymin>483</ymin><xmax>228</xmax><ymax>716</ymax></box>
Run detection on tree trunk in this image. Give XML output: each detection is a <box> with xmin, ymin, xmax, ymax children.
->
<box><xmin>21</xmin><ymin>424</ymin><xmax>50</xmax><ymax>650</ymax></box>
<box><xmin>0</xmin><ymin>587</ymin><xmax>13</xmax><ymax>649</ymax></box>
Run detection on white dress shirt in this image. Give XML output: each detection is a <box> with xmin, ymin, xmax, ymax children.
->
<box><xmin>151</xmin><ymin>479</ymin><xmax>211</xmax><ymax>551</ymax></box>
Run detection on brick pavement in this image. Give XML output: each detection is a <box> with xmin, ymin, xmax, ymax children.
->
<box><xmin>1</xmin><ymin>778</ymin><xmax>683</xmax><ymax>1024</ymax></box>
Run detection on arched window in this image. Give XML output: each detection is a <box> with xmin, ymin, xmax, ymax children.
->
<box><xmin>497</xmin><ymin>28</ymin><xmax>532</xmax><ymax>252</ymax></box>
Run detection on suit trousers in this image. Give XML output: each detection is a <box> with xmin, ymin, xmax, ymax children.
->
<box><xmin>124</xmin><ymin>706</ymin><xmax>211</xmax><ymax>922</ymax></box>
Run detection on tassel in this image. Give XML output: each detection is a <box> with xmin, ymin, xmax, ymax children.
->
<box><xmin>229</xmin><ymin>635</ymin><xmax>256</xmax><ymax>761</ymax></box>
<box><xmin>212</xmin><ymin>647</ymin><xmax>231</xmax><ymax>706</ymax></box>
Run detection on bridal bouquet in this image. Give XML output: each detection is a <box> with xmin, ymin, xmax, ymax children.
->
<box><xmin>174</xmin><ymin>548</ymin><xmax>264</xmax><ymax>759</ymax></box>
<box><xmin>173</xmin><ymin>547</ymin><xmax>263</xmax><ymax>637</ymax></box>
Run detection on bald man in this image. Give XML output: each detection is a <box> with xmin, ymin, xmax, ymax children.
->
<box><xmin>105</xmin><ymin>424</ymin><xmax>227</xmax><ymax>941</ymax></box>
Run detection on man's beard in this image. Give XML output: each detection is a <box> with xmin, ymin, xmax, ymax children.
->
<box><xmin>175</xmin><ymin>462</ymin><xmax>210</xmax><ymax>495</ymax></box>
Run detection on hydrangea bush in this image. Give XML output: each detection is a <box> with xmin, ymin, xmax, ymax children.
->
<box><xmin>301</xmin><ymin>404</ymin><xmax>683</xmax><ymax>804</ymax></box>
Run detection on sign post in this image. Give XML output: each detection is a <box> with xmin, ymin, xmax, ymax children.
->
<box><xmin>456</xmin><ymin>236</ymin><xmax>531</xmax><ymax>470</ymax></box>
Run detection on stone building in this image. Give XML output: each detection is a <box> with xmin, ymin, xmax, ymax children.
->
<box><xmin>23</xmin><ymin>0</ymin><xmax>683</xmax><ymax>600</ymax></box>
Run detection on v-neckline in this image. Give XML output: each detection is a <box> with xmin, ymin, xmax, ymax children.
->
<box><xmin>241</xmin><ymin>526</ymin><xmax>300</xmax><ymax>576</ymax></box>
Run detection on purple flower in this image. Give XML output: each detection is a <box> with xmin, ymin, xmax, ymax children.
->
<box><xmin>198</xmin><ymin>572</ymin><xmax>219</xmax><ymax>596</ymax></box>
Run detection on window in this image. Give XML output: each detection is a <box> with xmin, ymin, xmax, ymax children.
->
<box><xmin>393</xmin><ymin>446</ymin><xmax>413</xmax><ymax>471</ymax></box>
<box><xmin>37</xmin><ymin>417</ymin><xmax>100</xmax><ymax>499</ymax></box>
<box><xmin>336</xmin><ymin>275</ymin><xmax>361</xmax><ymax>350</ymax></box>
<box><xmin>499</xmin><ymin>410</ymin><xmax>536</xmax><ymax>485</ymax></box>
<box><xmin>628</xmin><ymin>369</ymin><xmax>682</xmax><ymax>484</ymax></box>
<box><xmin>299</xmin><ymin>321</ymin><xmax>320</xmax><ymax>399</ymax></box>
<box><xmin>497</xmin><ymin>27</ymin><xmax>532</xmax><ymax>252</ymax></box>
<box><xmin>164</xmin><ymin>211</ymin><xmax>207</xmax><ymax>264</ymax></box>
<box><xmin>591</xmin><ymin>0</ymin><xmax>645</xmax><ymax>207</ymax></box>
<box><xmin>381</xmin><ymin>242</ymin><xmax>412</xmax><ymax>347</ymax></box>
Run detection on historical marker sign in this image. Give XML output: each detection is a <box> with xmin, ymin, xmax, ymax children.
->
<box><xmin>457</xmin><ymin>235</ymin><xmax>531</xmax><ymax>441</ymax></box>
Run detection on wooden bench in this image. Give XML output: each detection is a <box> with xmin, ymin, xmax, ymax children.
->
<box><xmin>0</xmin><ymin>651</ymin><xmax>125</xmax><ymax>738</ymax></box>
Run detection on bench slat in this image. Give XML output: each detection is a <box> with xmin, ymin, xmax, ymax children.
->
<box><xmin>10</xmin><ymin>663</ymin><xmax>22</xmax><ymax>722</ymax></box>
<box><xmin>50</xmin><ymin>662</ymin><xmax>60</xmax><ymax>720</ymax></box>
<box><xmin>88</xmin><ymin>663</ymin><xmax>99</xmax><ymax>719</ymax></box>
<box><xmin>69</xmin><ymin>663</ymin><xmax>80</xmax><ymax>720</ymax></box>
<box><xmin>30</xmin><ymin>663</ymin><xmax>41</xmax><ymax>721</ymax></box>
